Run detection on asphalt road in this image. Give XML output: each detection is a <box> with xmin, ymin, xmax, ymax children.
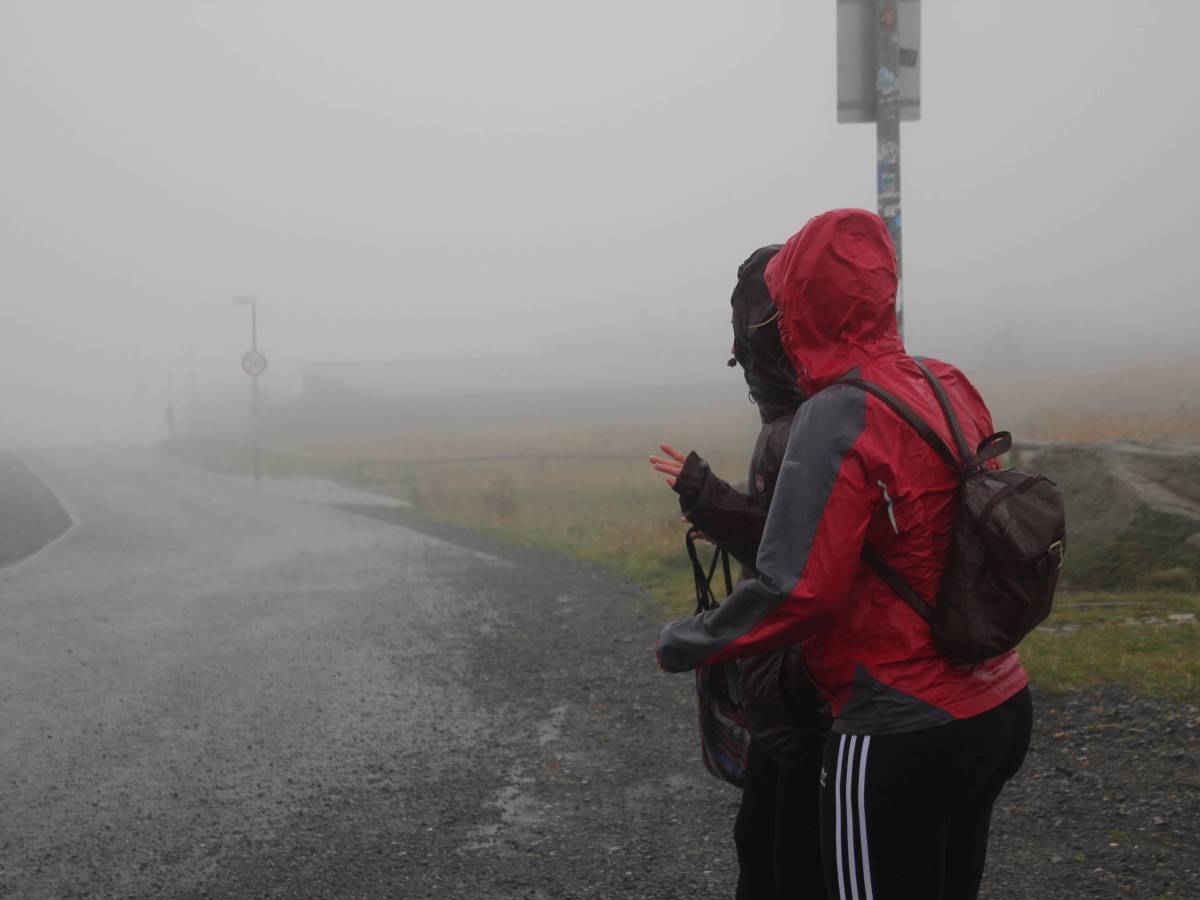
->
<box><xmin>0</xmin><ymin>449</ymin><xmax>736</xmax><ymax>899</ymax></box>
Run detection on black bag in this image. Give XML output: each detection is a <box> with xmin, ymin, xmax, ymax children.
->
<box><xmin>841</xmin><ymin>360</ymin><xmax>1067</xmax><ymax>665</ymax></box>
<box><xmin>685</xmin><ymin>530</ymin><xmax>750</xmax><ymax>787</ymax></box>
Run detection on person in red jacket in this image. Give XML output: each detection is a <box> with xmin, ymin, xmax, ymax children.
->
<box><xmin>658</xmin><ymin>209</ymin><xmax>1033</xmax><ymax>900</ymax></box>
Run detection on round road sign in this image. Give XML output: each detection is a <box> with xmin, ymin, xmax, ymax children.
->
<box><xmin>241</xmin><ymin>350</ymin><xmax>268</xmax><ymax>377</ymax></box>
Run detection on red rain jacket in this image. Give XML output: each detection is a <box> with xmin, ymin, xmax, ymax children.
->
<box><xmin>659</xmin><ymin>209</ymin><xmax>1027</xmax><ymax>734</ymax></box>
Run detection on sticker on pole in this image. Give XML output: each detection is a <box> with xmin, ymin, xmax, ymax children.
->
<box><xmin>837</xmin><ymin>0</ymin><xmax>921</xmax><ymax>123</ymax></box>
<box><xmin>241</xmin><ymin>350</ymin><xmax>268</xmax><ymax>377</ymax></box>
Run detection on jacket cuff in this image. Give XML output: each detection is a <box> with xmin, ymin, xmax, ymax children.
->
<box><xmin>672</xmin><ymin>451</ymin><xmax>709</xmax><ymax>506</ymax></box>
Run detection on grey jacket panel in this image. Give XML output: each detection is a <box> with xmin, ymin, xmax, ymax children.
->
<box><xmin>834</xmin><ymin>664</ymin><xmax>955</xmax><ymax>735</ymax></box>
<box><xmin>658</xmin><ymin>577</ymin><xmax>790</xmax><ymax>673</ymax></box>
<box><xmin>754</xmin><ymin>383</ymin><xmax>868</xmax><ymax>597</ymax></box>
<box><xmin>658</xmin><ymin>384</ymin><xmax>868</xmax><ymax>673</ymax></box>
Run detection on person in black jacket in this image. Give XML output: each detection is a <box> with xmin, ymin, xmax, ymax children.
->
<box><xmin>649</xmin><ymin>245</ymin><xmax>831</xmax><ymax>898</ymax></box>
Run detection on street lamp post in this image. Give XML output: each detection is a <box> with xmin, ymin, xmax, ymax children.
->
<box><xmin>166</xmin><ymin>374</ymin><xmax>176</xmax><ymax>443</ymax></box>
<box><xmin>233</xmin><ymin>296</ymin><xmax>266</xmax><ymax>483</ymax></box>
<box><xmin>185</xmin><ymin>344</ymin><xmax>198</xmax><ymax>434</ymax></box>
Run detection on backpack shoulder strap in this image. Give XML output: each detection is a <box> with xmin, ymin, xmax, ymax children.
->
<box><xmin>913</xmin><ymin>359</ymin><xmax>976</xmax><ymax>469</ymax></box>
<box><xmin>862</xmin><ymin>545</ymin><xmax>934</xmax><ymax>624</ymax></box>
<box><xmin>838</xmin><ymin>377</ymin><xmax>961</xmax><ymax>471</ymax></box>
<box><xmin>837</xmin><ymin>373</ymin><xmax>955</xmax><ymax>626</ymax></box>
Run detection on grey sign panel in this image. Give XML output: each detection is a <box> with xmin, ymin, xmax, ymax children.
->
<box><xmin>837</xmin><ymin>0</ymin><xmax>921</xmax><ymax>123</ymax></box>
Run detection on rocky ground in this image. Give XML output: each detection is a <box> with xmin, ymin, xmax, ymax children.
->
<box><xmin>1029</xmin><ymin>440</ymin><xmax>1200</xmax><ymax>591</ymax></box>
<box><xmin>983</xmin><ymin>688</ymin><xmax>1198</xmax><ymax>899</ymax></box>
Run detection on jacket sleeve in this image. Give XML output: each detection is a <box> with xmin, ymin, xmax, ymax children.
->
<box><xmin>658</xmin><ymin>384</ymin><xmax>875</xmax><ymax>672</ymax></box>
<box><xmin>673</xmin><ymin>452</ymin><xmax>767</xmax><ymax>572</ymax></box>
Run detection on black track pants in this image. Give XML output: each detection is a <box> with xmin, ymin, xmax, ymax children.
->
<box><xmin>819</xmin><ymin>688</ymin><xmax>1033</xmax><ymax>900</ymax></box>
<box><xmin>734</xmin><ymin>739</ymin><xmax>826</xmax><ymax>899</ymax></box>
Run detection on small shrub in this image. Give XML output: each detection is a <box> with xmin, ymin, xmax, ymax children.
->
<box><xmin>1062</xmin><ymin>509</ymin><xmax>1200</xmax><ymax>590</ymax></box>
<box><xmin>483</xmin><ymin>477</ymin><xmax>518</xmax><ymax>519</ymax></box>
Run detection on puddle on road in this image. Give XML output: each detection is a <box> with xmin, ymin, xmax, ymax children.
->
<box><xmin>247</xmin><ymin>477</ymin><xmax>413</xmax><ymax>510</ymax></box>
<box><xmin>536</xmin><ymin>704</ymin><xmax>568</xmax><ymax>747</ymax></box>
<box><xmin>459</xmin><ymin>702</ymin><xmax>571</xmax><ymax>854</ymax></box>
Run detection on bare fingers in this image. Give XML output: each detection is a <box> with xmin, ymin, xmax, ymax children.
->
<box><xmin>659</xmin><ymin>444</ymin><xmax>687</xmax><ymax>463</ymax></box>
<box><xmin>649</xmin><ymin>456</ymin><xmax>684</xmax><ymax>477</ymax></box>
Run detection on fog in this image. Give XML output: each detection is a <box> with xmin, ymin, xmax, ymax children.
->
<box><xmin>2</xmin><ymin>1</ymin><xmax>1198</xmax><ymax>444</ymax></box>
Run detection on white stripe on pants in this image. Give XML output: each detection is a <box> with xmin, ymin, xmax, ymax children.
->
<box><xmin>835</xmin><ymin>734</ymin><xmax>875</xmax><ymax>900</ymax></box>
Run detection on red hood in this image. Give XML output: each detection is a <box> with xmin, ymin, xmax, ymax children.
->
<box><xmin>764</xmin><ymin>209</ymin><xmax>904</xmax><ymax>394</ymax></box>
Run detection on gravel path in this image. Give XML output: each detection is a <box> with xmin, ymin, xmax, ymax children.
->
<box><xmin>983</xmin><ymin>689</ymin><xmax>1198</xmax><ymax>899</ymax></box>
<box><xmin>361</xmin><ymin>511</ymin><xmax>1200</xmax><ymax>900</ymax></box>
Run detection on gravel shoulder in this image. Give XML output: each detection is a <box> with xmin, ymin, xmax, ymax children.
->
<box><xmin>314</xmin><ymin>504</ymin><xmax>742</xmax><ymax>900</ymax></box>
<box><xmin>353</xmin><ymin>508</ymin><xmax>1200</xmax><ymax>900</ymax></box>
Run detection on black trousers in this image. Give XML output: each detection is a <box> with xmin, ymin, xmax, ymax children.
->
<box><xmin>734</xmin><ymin>737</ymin><xmax>827</xmax><ymax>899</ymax></box>
<box><xmin>819</xmin><ymin>688</ymin><xmax>1033</xmax><ymax>900</ymax></box>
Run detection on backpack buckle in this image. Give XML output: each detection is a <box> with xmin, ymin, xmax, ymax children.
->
<box><xmin>1047</xmin><ymin>540</ymin><xmax>1066</xmax><ymax>570</ymax></box>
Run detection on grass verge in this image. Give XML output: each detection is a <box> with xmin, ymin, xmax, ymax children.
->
<box><xmin>1020</xmin><ymin>592</ymin><xmax>1198</xmax><ymax>700</ymax></box>
<box><xmin>167</xmin><ymin>436</ymin><xmax>1199</xmax><ymax>700</ymax></box>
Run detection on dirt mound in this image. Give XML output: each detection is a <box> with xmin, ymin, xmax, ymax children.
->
<box><xmin>1017</xmin><ymin>441</ymin><xmax>1200</xmax><ymax>590</ymax></box>
<box><xmin>0</xmin><ymin>452</ymin><xmax>72</xmax><ymax>568</ymax></box>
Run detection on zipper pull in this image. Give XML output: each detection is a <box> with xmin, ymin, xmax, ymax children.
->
<box><xmin>878</xmin><ymin>481</ymin><xmax>899</xmax><ymax>534</ymax></box>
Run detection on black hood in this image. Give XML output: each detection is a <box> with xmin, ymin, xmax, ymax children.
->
<box><xmin>730</xmin><ymin>245</ymin><xmax>805</xmax><ymax>422</ymax></box>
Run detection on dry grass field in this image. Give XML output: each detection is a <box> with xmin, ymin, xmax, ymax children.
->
<box><xmin>1025</xmin><ymin>407</ymin><xmax>1200</xmax><ymax>445</ymax></box>
<box><xmin>979</xmin><ymin>354</ymin><xmax>1200</xmax><ymax>445</ymax></box>
<box><xmin>298</xmin><ymin>413</ymin><xmax>756</xmax><ymax>609</ymax></box>
<box><xmin>176</xmin><ymin>377</ymin><xmax>1200</xmax><ymax>700</ymax></box>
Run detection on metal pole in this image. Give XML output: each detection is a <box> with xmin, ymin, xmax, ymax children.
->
<box><xmin>166</xmin><ymin>374</ymin><xmax>176</xmax><ymax>443</ymax></box>
<box><xmin>250</xmin><ymin>299</ymin><xmax>260</xmax><ymax>484</ymax></box>
<box><xmin>875</xmin><ymin>1</ymin><xmax>904</xmax><ymax>338</ymax></box>
<box><xmin>136</xmin><ymin>349</ymin><xmax>145</xmax><ymax>445</ymax></box>
<box><xmin>253</xmin><ymin>393</ymin><xmax>260</xmax><ymax>483</ymax></box>
<box><xmin>187</xmin><ymin>345</ymin><xmax>197</xmax><ymax>432</ymax></box>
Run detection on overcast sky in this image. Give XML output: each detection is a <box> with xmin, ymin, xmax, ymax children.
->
<box><xmin>2</xmin><ymin>1</ymin><xmax>1198</xmax><ymax>442</ymax></box>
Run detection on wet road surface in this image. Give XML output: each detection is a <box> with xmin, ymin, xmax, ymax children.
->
<box><xmin>0</xmin><ymin>449</ymin><xmax>736</xmax><ymax>899</ymax></box>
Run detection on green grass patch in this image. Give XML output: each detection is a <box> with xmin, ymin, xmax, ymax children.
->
<box><xmin>1021</xmin><ymin>591</ymin><xmax>1198</xmax><ymax>699</ymax></box>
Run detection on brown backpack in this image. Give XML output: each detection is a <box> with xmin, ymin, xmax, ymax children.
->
<box><xmin>841</xmin><ymin>361</ymin><xmax>1067</xmax><ymax>665</ymax></box>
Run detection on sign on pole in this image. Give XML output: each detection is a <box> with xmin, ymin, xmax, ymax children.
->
<box><xmin>837</xmin><ymin>0</ymin><xmax>921</xmax><ymax>124</ymax></box>
<box><xmin>241</xmin><ymin>350</ymin><xmax>268</xmax><ymax>378</ymax></box>
<box><xmin>837</xmin><ymin>0</ymin><xmax>920</xmax><ymax>336</ymax></box>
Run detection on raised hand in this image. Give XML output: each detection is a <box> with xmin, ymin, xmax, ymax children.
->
<box><xmin>648</xmin><ymin>443</ymin><xmax>688</xmax><ymax>488</ymax></box>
